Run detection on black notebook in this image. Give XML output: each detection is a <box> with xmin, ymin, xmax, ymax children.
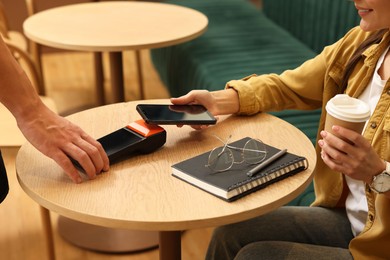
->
<box><xmin>171</xmin><ymin>137</ymin><xmax>308</xmax><ymax>202</ymax></box>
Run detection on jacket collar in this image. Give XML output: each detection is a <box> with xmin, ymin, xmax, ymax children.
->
<box><xmin>362</xmin><ymin>30</ymin><xmax>390</xmax><ymax>68</ymax></box>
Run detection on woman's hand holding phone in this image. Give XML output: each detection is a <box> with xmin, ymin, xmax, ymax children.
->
<box><xmin>170</xmin><ymin>89</ymin><xmax>240</xmax><ymax>129</ymax></box>
<box><xmin>170</xmin><ymin>90</ymin><xmax>218</xmax><ymax>129</ymax></box>
<box><xmin>136</xmin><ymin>103</ymin><xmax>217</xmax><ymax>126</ymax></box>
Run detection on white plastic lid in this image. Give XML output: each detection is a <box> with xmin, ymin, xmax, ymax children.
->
<box><xmin>325</xmin><ymin>94</ymin><xmax>371</xmax><ymax>122</ymax></box>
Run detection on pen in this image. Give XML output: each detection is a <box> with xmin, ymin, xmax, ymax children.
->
<box><xmin>246</xmin><ymin>149</ymin><xmax>288</xmax><ymax>177</ymax></box>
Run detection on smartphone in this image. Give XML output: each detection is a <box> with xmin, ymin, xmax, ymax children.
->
<box><xmin>136</xmin><ymin>104</ymin><xmax>217</xmax><ymax>125</ymax></box>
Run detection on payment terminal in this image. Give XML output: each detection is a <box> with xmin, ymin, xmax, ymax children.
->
<box><xmin>72</xmin><ymin>119</ymin><xmax>166</xmax><ymax>171</ymax></box>
<box><xmin>99</xmin><ymin>119</ymin><xmax>166</xmax><ymax>164</ymax></box>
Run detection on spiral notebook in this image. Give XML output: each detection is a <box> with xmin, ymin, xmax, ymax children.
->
<box><xmin>171</xmin><ymin>137</ymin><xmax>308</xmax><ymax>202</ymax></box>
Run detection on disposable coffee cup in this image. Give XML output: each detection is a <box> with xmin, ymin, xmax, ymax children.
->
<box><xmin>324</xmin><ymin>94</ymin><xmax>370</xmax><ymax>142</ymax></box>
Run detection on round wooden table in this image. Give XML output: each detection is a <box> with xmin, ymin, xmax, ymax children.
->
<box><xmin>16</xmin><ymin>100</ymin><xmax>316</xmax><ymax>260</ymax></box>
<box><xmin>23</xmin><ymin>1</ymin><xmax>208</xmax><ymax>103</ymax></box>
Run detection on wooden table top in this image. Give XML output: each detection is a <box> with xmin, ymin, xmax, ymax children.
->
<box><xmin>16</xmin><ymin>100</ymin><xmax>316</xmax><ymax>231</ymax></box>
<box><xmin>23</xmin><ymin>1</ymin><xmax>208</xmax><ymax>51</ymax></box>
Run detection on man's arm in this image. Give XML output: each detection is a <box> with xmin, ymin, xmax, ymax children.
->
<box><xmin>0</xmin><ymin>37</ymin><xmax>109</xmax><ymax>183</ymax></box>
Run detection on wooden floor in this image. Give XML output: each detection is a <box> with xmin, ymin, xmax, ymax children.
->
<box><xmin>0</xmin><ymin>50</ymin><xmax>213</xmax><ymax>260</ymax></box>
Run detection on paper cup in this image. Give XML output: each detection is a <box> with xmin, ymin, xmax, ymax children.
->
<box><xmin>324</xmin><ymin>94</ymin><xmax>370</xmax><ymax>141</ymax></box>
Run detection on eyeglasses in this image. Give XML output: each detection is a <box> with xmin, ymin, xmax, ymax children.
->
<box><xmin>205</xmin><ymin>135</ymin><xmax>268</xmax><ymax>173</ymax></box>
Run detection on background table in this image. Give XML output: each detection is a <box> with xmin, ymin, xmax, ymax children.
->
<box><xmin>16</xmin><ymin>100</ymin><xmax>316</xmax><ymax>260</ymax></box>
<box><xmin>23</xmin><ymin>1</ymin><xmax>208</xmax><ymax>103</ymax></box>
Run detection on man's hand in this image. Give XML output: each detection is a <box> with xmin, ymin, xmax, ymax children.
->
<box><xmin>17</xmin><ymin>105</ymin><xmax>109</xmax><ymax>183</ymax></box>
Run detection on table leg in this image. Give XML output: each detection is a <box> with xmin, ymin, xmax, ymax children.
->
<box><xmin>108</xmin><ymin>52</ymin><xmax>125</xmax><ymax>103</ymax></box>
<box><xmin>39</xmin><ymin>206</ymin><xmax>55</xmax><ymax>260</ymax></box>
<box><xmin>159</xmin><ymin>231</ymin><xmax>181</xmax><ymax>260</ymax></box>
<box><xmin>135</xmin><ymin>50</ymin><xmax>145</xmax><ymax>99</ymax></box>
<box><xmin>93</xmin><ymin>52</ymin><xmax>105</xmax><ymax>105</ymax></box>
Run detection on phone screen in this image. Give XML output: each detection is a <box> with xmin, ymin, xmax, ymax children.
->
<box><xmin>136</xmin><ymin>104</ymin><xmax>217</xmax><ymax>125</ymax></box>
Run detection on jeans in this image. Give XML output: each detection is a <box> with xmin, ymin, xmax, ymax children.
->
<box><xmin>206</xmin><ymin>206</ymin><xmax>354</xmax><ymax>260</ymax></box>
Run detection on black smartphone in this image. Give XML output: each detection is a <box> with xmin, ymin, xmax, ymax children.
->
<box><xmin>136</xmin><ymin>104</ymin><xmax>217</xmax><ymax>125</ymax></box>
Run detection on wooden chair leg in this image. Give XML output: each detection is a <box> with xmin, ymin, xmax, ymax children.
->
<box><xmin>40</xmin><ymin>206</ymin><xmax>55</xmax><ymax>260</ymax></box>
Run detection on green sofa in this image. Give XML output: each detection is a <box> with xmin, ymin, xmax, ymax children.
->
<box><xmin>151</xmin><ymin>0</ymin><xmax>360</xmax><ymax>205</ymax></box>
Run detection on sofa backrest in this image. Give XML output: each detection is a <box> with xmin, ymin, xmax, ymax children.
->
<box><xmin>262</xmin><ymin>0</ymin><xmax>360</xmax><ymax>53</ymax></box>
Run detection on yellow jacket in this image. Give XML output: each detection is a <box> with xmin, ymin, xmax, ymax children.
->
<box><xmin>226</xmin><ymin>26</ymin><xmax>390</xmax><ymax>259</ymax></box>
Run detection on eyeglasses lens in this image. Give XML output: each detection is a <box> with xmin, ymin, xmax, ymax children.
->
<box><xmin>208</xmin><ymin>147</ymin><xmax>234</xmax><ymax>172</ymax></box>
<box><xmin>243</xmin><ymin>139</ymin><xmax>267</xmax><ymax>164</ymax></box>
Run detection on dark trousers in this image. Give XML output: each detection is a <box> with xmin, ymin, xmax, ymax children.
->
<box><xmin>206</xmin><ymin>206</ymin><xmax>354</xmax><ymax>260</ymax></box>
<box><xmin>0</xmin><ymin>151</ymin><xmax>8</xmax><ymax>204</ymax></box>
